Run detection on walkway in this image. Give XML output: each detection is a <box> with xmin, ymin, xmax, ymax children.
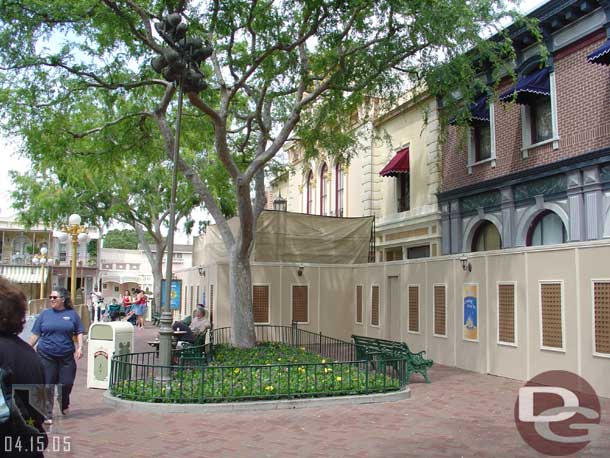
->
<box><xmin>45</xmin><ymin>326</ymin><xmax>610</xmax><ymax>458</ymax></box>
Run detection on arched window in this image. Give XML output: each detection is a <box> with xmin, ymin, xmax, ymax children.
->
<box><xmin>335</xmin><ymin>164</ymin><xmax>344</xmax><ymax>217</ymax></box>
<box><xmin>306</xmin><ymin>170</ymin><xmax>313</xmax><ymax>214</ymax></box>
<box><xmin>472</xmin><ymin>221</ymin><xmax>502</xmax><ymax>252</ymax></box>
<box><xmin>527</xmin><ymin>210</ymin><xmax>567</xmax><ymax>246</ymax></box>
<box><xmin>320</xmin><ymin>163</ymin><xmax>328</xmax><ymax>216</ymax></box>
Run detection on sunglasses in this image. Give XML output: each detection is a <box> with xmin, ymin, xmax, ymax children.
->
<box><xmin>48</xmin><ymin>295</ymin><xmax>60</xmax><ymax>300</ymax></box>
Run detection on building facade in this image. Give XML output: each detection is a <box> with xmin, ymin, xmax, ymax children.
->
<box><xmin>0</xmin><ymin>216</ymin><xmax>99</xmax><ymax>301</ymax></box>
<box><xmin>440</xmin><ymin>0</ymin><xmax>610</xmax><ymax>255</ymax></box>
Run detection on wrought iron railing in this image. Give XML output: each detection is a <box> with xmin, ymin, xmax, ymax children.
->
<box><xmin>109</xmin><ymin>325</ymin><xmax>407</xmax><ymax>403</ymax></box>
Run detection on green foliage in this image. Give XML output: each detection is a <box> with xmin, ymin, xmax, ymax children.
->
<box><xmin>103</xmin><ymin>229</ymin><xmax>139</xmax><ymax>249</ymax></box>
<box><xmin>112</xmin><ymin>343</ymin><xmax>401</xmax><ymax>403</ymax></box>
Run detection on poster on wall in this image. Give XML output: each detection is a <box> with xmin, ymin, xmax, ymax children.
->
<box><xmin>160</xmin><ymin>279</ymin><xmax>182</xmax><ymax>310</ymax></box>
<box><xmin>463</xmin><ymin>283</ymin><xmax>478</xmax><ymax>341</ymax></box>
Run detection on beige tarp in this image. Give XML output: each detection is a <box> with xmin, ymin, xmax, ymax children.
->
<box><xmin>196</xmin><ymin>211</ymin><xmax>373</xmax><ymax>265</ymax></box>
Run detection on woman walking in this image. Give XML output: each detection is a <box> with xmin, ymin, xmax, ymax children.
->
<box><xmin>29</xmin><ymin>287</ymin><xmax>84</xmax><ymax>421</ymax></box>
<box><xmin>133</xmin><ymin>288</ymin><xmax>147</xmax><ymax>329</ymax></box>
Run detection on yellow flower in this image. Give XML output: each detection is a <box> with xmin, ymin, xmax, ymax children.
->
<box><xmin>277</xmin><ymin>357</ymin><xmax>282</xmax><ymax>361</ymax></box>
<box><xmin>336</xmin><ymin>376</ymin><xmax>342</xmax><ymax>382</ymax></box>
<box><xmin>298</xmin><ymin>367</ymin><xmax>306</xmax><ymax>373</ymax></box>
<box><xmin>321</xmin><ymin>359</ymin><xmax>326</xmax><ymax>364</ymax></box>
<box><xmin>323</xmin><ymin>367</ymin><xmax>333</xmax><ymax>373</ymax></box>
<box><xmin>234</xmin><ymin>368</ymin><xmax>240</xmax><ymax>374</ymax></box>
<box><xmin>265</xmin><ymin>385</ymin><xmax>275</xmax><ymax>391</ymax></box>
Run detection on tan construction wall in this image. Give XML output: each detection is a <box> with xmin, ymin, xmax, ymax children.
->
<box><xmin>177</xmin><ymin>240</ymin><xmax>610</xmax><ymax>398</ymax></box>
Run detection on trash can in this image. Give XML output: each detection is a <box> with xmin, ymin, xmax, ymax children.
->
<box><xmin>87</xmin><ymin>322</ymin><xmax>134</xmax><ymax>390</ymax></box>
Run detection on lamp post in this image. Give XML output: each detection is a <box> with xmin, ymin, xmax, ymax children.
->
<box><xmin>60</xmin><ymin>214</ymin><xmax>88</xmax><ymax>303</ymax></box>
<box><xmin>151</xmin><ymin>12</ymin><xmax>212</xmax><ymax>368</ymax></box>
<box><xmin>31</xmin><ymin>246</ymin><xmax>50</xmax><ymax>300</ymax></box>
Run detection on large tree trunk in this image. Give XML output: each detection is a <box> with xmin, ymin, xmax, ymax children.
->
<box><xmin>229</xmin><ymin>249</ymin><xmax>256</xmax><ymax>348</ymax></box>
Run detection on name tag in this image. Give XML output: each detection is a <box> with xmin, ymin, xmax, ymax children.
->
<box><xmin>63</xmin><ymin>316</ymin><xmax>72</xmax><ymax>321</ymax></box>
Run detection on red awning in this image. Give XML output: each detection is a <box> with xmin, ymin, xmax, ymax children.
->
<box><xmin>379</xmin><ymin>147</ymin><xmax>410</xmax><ymax>177</ymax></box>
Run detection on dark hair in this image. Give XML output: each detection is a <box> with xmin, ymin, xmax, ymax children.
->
<box><xmin>0</xmin><ymin>277</ymin><xmax>27</xmax><ymax>334</ymax></box>
<box><xmin>55</xmin><ymin>287</ymin><xmax>73</xmax><ymax>309</ymax></box>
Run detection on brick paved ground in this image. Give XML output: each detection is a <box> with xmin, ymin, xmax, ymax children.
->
<box><xmin>42</xmin><ymin>325</ymin><xmax>610</xmax><ymax>458</ymax></box>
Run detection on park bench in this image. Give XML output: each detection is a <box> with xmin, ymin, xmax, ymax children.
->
<box><xmin>176</xmin><ymin>329</ymin><xmax>208</xmax><ymax>367</ymax></box>
<box><xmin>151</xmin><ymin>312</ymin><xmax>161</xmax><ymax>326</ymax></box>
<box><xmin>351</xmin><ymin>335</ymin><xmax>433</xmax><ymax>383</ymax></box>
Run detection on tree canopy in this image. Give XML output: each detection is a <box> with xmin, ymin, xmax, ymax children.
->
<box><xmin>103</xmin><ymin>229</ymin><xmax>140</xmax><ymax>250</ymax></box>
<box><xmin>0</xmin><ymin>0</ymin><xmax>529</xmax><ymax>346</ymax></box>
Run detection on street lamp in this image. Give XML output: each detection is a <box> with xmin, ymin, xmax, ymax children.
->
<box><xmin>31</xmin><ymin>246</ymin><xmax>51</xmax><ymax>300</ymax></box>
<box><xmin>60</xmin><ymin>214</ymin><xmax>88</xmax><ymax>303</ymax></box>
<box><xmin>273</xmin><ymin>192</ymin><xmax>287</xmax><ymax>211</ymax></box>
<box><xmin>151</xmin><ymin>12</ymin><xmax>212</xmax><ymax>368</ymax></box>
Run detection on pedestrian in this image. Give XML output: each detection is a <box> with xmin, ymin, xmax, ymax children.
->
<box><xmin>121</xmin><ymin>290</ymin><xmax>132</xmax><ymax>313</ymax></box>
<box><xmin>90</xmin><ymin>288</ymin><xmax>103</xmax><ymax>323</ymax></box>
<box><xmin>133</xmin><ymin>288</ymin><xmax>147</xmax><ymax>329</ymax></box>
<box><xmin>0</xmin><ymin>277</ymin><xmax>48</xmax><ymax>457</ymax></box>
<box><xmin>29</xmin><ymin>287</ymin><xmax>84</xmax><ymax>421</ymax></box>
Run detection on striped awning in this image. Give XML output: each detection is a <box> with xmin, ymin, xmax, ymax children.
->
<box><xmin>101</xmin><ymin>274</ymin><xmax>141</xmax><ymax>284</ymax></box>
<box><xmin>0</xmin><ymin>265</ymin><xmax>49</xmax><ymax>284</ymax></box>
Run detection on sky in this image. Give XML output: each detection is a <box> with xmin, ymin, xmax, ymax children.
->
<box><xmin>0</xmin><ymin>0</ymin><xmax>547</xmax><ymax>237</ymax></box>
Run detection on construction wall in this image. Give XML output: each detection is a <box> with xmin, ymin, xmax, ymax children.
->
<box><xmin>177</xmin><ymin>240</ymin><xmax>610</xmax><ymax>398</ymax></box>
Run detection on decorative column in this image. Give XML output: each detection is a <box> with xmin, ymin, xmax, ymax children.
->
<box><xmin>500</xmin><ymin>187</ymin><xmax>515</xmax><ymax>249</ymax></box>
<box><xmin>566</xmin><ymin>170</ymin><xmax>584</xmax><ymax>242</ymax></box>
<box><xmin>450</xmin><ymin>199</ymin><xmax>462</xmax><ymax>254</ymax></box>
<box><xmin>441</xmin><ymin>202</ymin><xmax>451</xmax><ymax>255</ymax></box>
<box><xmin>582</xmin><ymin>166</ymin><xmax>603</xmax><ymax>240</ymax></box>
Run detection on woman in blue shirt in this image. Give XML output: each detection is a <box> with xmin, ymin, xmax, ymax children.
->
<box><xmin>29</xmin><ymin>288</ymin><xmax>84</xmax><ymax>420</ymax></box>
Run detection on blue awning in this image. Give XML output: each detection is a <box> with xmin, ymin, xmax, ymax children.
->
<box><xmin>499</xmin><ymin>67</ymin><xmax>551</xmax><ymax>105</ymax></box>
<box><xmin>587</xmin><ymin>39</ymin><xmax>610</xmax><ymax>65</ymax></box>
<box><xmin>449</xmin><ymin>96</ymin><xmax>489</xmax><ymax>125</ymax></box>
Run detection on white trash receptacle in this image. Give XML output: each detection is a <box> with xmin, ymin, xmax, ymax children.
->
<box><xmin>87</xmin><ymin>321</ymin><xmax>134</xmax><ymax>390</ymax></box>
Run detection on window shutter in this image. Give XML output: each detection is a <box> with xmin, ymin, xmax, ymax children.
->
<box><xmin>434</xmin><ymin>285</ymin><xmax>446</xmax><ymax>336</ymax></box>
<box><xmin>498</xmin><ymin>284</ymin><xmax>515</xmax><ymax>344</ymax></box>
<box><xmin>408</xmin><ymin>286</ymin><xmax>419</xmax><ymax>332</ymax></box>
<box><xmin>253</xmin><ymin>285</ymin><xmax>270</xmax><ymax>323</ymax></box>
<box><xmin>292</xmin><ymin>286</ymin><xmax>308</xmax><ymax>323</ymax></box>
<box><xmin>371</xmin><ymin>286</ymin><xmax>379</xmax><ymax>326</ymax></box>
<box><xmin>356</xmin><ymin>285</ymin><xmax>363</xmax><ymax>323</ymax></box>
<box><xmin>541</xmin><ymin>283</ymin><xmax>562</xmax><ymax>348</ymax></box>
<box><xmin>594</xmin><ymin>282</ymin><xmax>610</xmax><ymax>354</ymax></box>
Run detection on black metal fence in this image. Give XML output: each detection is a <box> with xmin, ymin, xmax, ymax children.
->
<box><xmin>109</xmin><ymin>325</ymin><xmax>407</xmax><ymax>404</ymax></box>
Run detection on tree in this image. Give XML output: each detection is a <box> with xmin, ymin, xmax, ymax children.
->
<box><xmin>103</xmin><ymin>230</ymin><xmax>140</xmax><ymax>250</ymax></box>
<box><xmin>0</xmin><ymin>0</ymin><xmax>525</xmax><ymax>347</ymax></box>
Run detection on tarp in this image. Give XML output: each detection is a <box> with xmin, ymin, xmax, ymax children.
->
<box><xmin>197</xmin><ymin>211</ymin><xmax>373</xmax><ymax>265</ymax></box>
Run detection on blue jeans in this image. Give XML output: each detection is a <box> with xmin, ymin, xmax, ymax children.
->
<box><xmin>37</xmin><ymin>351</ymin><xmax>76</xmax><ymax>415</ymax></box>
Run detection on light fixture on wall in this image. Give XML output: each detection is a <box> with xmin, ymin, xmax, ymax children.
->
<box><xmin>460</xmin><ymin>256</ymin><xmax>472</xmax><ymax>272</ymax></box>
<box><xmin>198</xmin><ymin>266</ymin><xmax>206</xmax><ymax>277</ymax></box>
<box><xmin>297</xmin><ymin>264</ymin><xmax>304</xmax><ymax>276</ymax></box>
<box><xmin>273</xmin><ymin>192</ymin><xmax>287</xmax><ymax>211</ymax></box>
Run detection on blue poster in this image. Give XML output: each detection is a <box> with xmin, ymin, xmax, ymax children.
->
<box><xmin>463</xmin><ymin>284</ymin><xmax>478</xmax><ymax>341</ymax></box>
<box><xmin>160</xmin><ymin>279</ymin><xmax>182</xmax><ymax>310</ymax></box>
<box><xmin>201</xmin><ymin>291</ymin><xmax>206</xmax><ymax>306</ymax></box>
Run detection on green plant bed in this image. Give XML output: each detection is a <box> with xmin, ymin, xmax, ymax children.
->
<box><xmin>112</xmin><ymin>342</ymin><xmax>403</xmax><ymax>403</ymax></box>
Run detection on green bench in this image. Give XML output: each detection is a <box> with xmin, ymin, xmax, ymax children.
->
<box><xmin>351</xmin><ymin>335</ymin><xmax>433</xmax><ymax>383</ymax></box>
<box><xmin>176</xmin><ymin>330</ymin><xmax>208</xmax><ymax>367</ymax></box>
<box><xmin>151</xmin><ymin>313</ymin><xmax>161</xmax><ymax>326</ymax></box>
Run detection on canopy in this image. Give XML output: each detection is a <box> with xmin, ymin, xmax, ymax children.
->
<box><xmin>0</xmin><ymin>266</ymin><xmax>48</xmax><ymax>284</ymax></box>
<box><xmin>449</xmin><ymin>96</ymin><xmax>490</xmax><ymax>125</ymax></box>
<box><xmin>499</xmin><ymin>67</ymin><xmax>551</xmax><ymax>105</ymax></box>
<box><xmin>587</xmin><ymin>39</ymin><xmax>610</xmax><ymax>65</ymax></box>
<box><xmin>379</xmin><ymin>147</ymin><xmax>410</xmax><ymax>177</ymax></box>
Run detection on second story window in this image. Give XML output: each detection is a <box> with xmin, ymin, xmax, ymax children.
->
<box><xmin>499</xmin><ymin>66</ymin><xmax>557</xmax><ymax>153</ymax></box>
<box><xmin>529</xmin><ymin>94</ymin><xmax>552</xmax><ymax>144</ymax></box>
<box><xmin>320</xmin><ymin>162</ymin><xmax>328</xmax><ymax>216</ymax></box>
<box><xmin>379</xmin><ymin>147</ymin><xmax>410</xmax><ymax>214</ymax></box>
<box><xmin>59</xmin><ymin>242</ymin><xmax>67</xmax><ymax>262</ymax></box>
<box><xmin>335</xmin><ymin>164</ymin><xmax>344</xmax><ymax>217</ymax></box>
<box><xmin>306</xmin><ymin>170</ymin><xmax>313</xmax><ymax>214</ymax></box>
<box><xmin>397</xmin><ymin>173</ymin><xmax>410</xmax><ymax>213</ymax></box>
<box><xmin>473</xmin><ymin>120</ymin><xmax>492</xmax><ymax>162</ymax></box>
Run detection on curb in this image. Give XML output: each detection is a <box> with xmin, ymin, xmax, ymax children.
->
<box><xmin>103</xmin><ymin>387</ymin><xmax>411</xmax><ymax>413</ymax></box>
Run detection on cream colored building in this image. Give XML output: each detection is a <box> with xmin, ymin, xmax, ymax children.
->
<box><xmin>0</xmin><ymin>215</ymin><xmax>99</xmax><ymax>301</ymax></box>
<box><xmin>99</xmin><ymin>244</ymin><xmax>193</xmax><ymax>303</ymax></box>
<box><xmin>273</xmin><ymin>93</ymin><xmax>441</xmax><ymax>262</ymax></box>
